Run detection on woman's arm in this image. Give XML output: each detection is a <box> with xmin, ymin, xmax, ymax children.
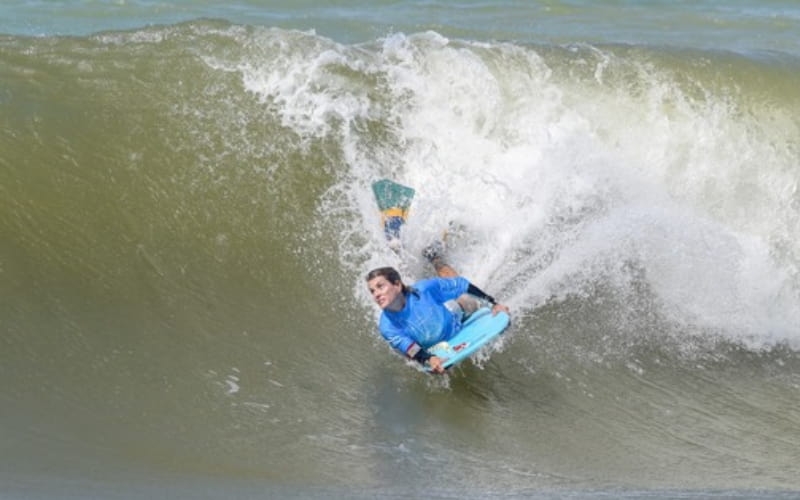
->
<box><xmin>466</xmin><ymin>283</ymin><xmax>510</xmax><ymax>315</ymax></box>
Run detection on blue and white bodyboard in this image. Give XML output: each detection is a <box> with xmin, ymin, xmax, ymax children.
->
<box><xmin>425</xmin><ymin>307</ymin><xmax>510</xmax><ymax>371</ymax></box>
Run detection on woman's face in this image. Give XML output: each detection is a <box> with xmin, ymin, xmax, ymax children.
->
<box><xmin>367</xmin><ymin>275</ymin><xmax>404</xmax><ymax>311</ymax></box>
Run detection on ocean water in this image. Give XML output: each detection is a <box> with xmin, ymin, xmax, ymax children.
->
<box><xmin>1</xmin><ymin>1</ymin><xmax>799</xmax><ymax>498</ymax></box>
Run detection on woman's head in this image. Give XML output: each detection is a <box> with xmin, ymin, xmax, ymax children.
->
<box><xmin>366</xmin><ymin>267</ymin><xmax>407</xmax><ymax>311</ymax></box>
<box><xmin>366</xmin><ymin>266</ymin><xmax>402</xmax><ymax>285</ymax></box>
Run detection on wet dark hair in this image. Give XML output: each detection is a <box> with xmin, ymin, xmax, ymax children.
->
<box><xmin>366</xmin><ymin>266</ymin><xmax>414</xmax><ymax>295</ymax></box>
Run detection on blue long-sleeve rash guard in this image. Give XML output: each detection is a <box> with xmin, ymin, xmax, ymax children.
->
<box><xmin>378</xmin><ymin>276</ymin><xmax>470</xmax><ymax>357</ymax></box>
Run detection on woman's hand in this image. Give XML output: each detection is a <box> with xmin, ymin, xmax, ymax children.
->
<box><xmin>491</xmin><ymin>303</ymin><xmax>510</xmax><ymax>316</ymax></box>
<box><xmin>427</xmin><ymin>356</ymin><xmax>445</xmax><ymax>374</ymax></box>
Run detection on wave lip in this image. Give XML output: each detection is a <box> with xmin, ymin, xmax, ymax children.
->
<box><xmin>1</xmin><ymin>1</ymin><xmax>800</xmax><ymax>56</ymax></box>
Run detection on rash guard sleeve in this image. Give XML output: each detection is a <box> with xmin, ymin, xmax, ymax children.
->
<box><xmin>425</xmin><ymin>276</ymin><xmax>470</xmax><ymax>302</ymax></box>
<box><xmin>378</xmin><ymin>314</ymin><xmax>416</xmax><ymax>356</ymax></box>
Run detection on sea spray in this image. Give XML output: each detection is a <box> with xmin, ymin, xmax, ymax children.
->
<box><xmin>252</xmin><ymin>32</ymin><xmax>800</xmax><ymax>350</ymax></box>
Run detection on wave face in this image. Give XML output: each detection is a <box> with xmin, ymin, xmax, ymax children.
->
<box><xmin>2</xmin><ymin>22</ymin><xmax>800</xmax><ymax>496</ymax></box>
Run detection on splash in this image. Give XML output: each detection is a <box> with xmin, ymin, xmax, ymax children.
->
<box><xmin>249</xmin><ymin>32</ymin><xmax>800</xmax><ymax>350</ymax></box>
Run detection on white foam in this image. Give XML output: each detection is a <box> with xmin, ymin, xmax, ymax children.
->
<box><xmin>229</xmin><ymin>30</ymin><xmax>799</xmax><ymax>348</ymax></box>
<box><xmin>225</xmin><ymin>376</ymin><xmax>240</xmax><ymax>395</ymax></box>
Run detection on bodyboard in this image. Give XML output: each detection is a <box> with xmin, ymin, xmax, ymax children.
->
<box><xmin>425</xmin><ymin>307</ymin><xmax>510</xmax><ymax>371</ymax></box>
